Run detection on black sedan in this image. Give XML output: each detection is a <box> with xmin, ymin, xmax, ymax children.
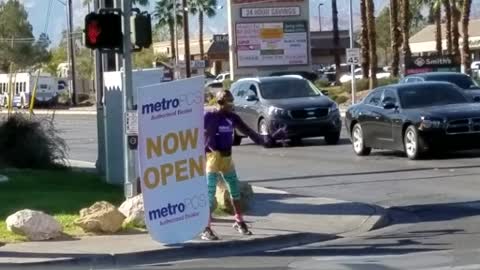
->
<box><xmin>345</xmin><ymin>82</ymin><xmax>480</xmax><ymax>159</ymax></box>
<box><xmin>399</xmin><ymin>72</ymin><xmax>480</xmax><ymax>102</ymax></box>
<box><xmin>230</xmin><ymin>76</ymin><xmax>341</xmax><ymax>145</ymax></box>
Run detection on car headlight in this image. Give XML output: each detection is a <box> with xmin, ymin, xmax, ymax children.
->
<box><xmin>329</xmin><ymin>103</ymin><xmax>339</xmax><ymax>113</ymax></box>
<box><xmin>419</xmin><ymin>116</ymin><xmax>444</xmax><ymax>130</ymax></box>
<box><xmin>268</xmin><ymin>106</ymin><xmax>289</xmax><ymax>118</ymax></box>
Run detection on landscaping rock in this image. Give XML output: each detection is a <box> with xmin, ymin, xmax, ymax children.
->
<box><xmin>119</xmin><ymin>195</ymin><xmax>145</xmax><ymax>228</ymax></box>
<box><xmin>215</xmin><ymin>180</ymin><xmax>254</xmax><ymax>214</ymax></box>
<box><xmin>0</xmin><ymin>175</ymin><xmax>8</xmax><ymax>183</ymax></box>
<box><xmin>74</xmin><ymin>201</ymin><xmax>126</xmax><ymax>233</ymax></box>
<box><xmin>6</xmin><ymin>209</ymin><xmax>62</xmax><ymax>241</ymax></box>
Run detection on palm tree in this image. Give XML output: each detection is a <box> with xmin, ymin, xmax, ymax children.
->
<box><xmin>401</xmin><ymin>0</ymin><xmax>411</xmax><ymax>61</ymax></box>
<box><xmin>451</xmin><ymin>0</ymin><xmax>461</xmax><ymax>57</ymax></box>
<box><xmin>462</xmin><ymin>0</ymin><xmax>472</xmax><ymax>74</ymax></box>
<box><xmin>432</xmin><ymin>0</ymin><xmax>443</xmax><ymax>54</ymax></box>
<box><xmin>366</xmin><ymin>0</ymin><xmax>377</xmax><ymax>88</ymax></box>
<box><xmin>389</xmin><ymin>0</ymin><xmax>401</xmax><ymax>77</ymax></box>
<box><xmin>360</xmin><ymin>0</ymin><xmax>370</xmax><ymax>79</ymax></box>
<box><xmin>332</xmin><ymin>0</ymin><xmax>341</xmax><ymax>85</ymax></box>
<box><xmin>443</xmin><ymin>0</ymin><xmax>453</xmax><ymax>54</ymax></box>
<box><xmin>155</xmin><ymin>0</ymin><xmax>182</xmax><ymax>60</ymax></box>
<box><xmin>189</xmin><ymin>0</ymin><xmax>218</xmax><ymax>59</ymax></box>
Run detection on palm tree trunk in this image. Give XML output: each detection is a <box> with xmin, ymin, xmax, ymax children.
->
<box><xmin>360</xmin><ymin>0</ymin><xmax>370</xmax><ymax>79</ymax></box>
<box><xmin>443</xmin><ymin>0</ymin><xmax>453</xmax><ymax>54</ymax></box>
<box><xmin>462</xmin><ymin>0</ymin><xmax>472</xmax><ymax>74</ymax></box>
<box><xmin>390</xmin><ymin>0</ymin><xmax>400</xmax><ymax>77</ymax></box>
<box><xmin>332</xmin><ymin>0</ymin><xmax>341</xmax><ymax>85</ymax></box>
<box><xmin>401</xmin><ymin>0</ymin><xmax>411</xmax><ymax>62</ymax></box>
<box><xmin>451</xmin><ymin>0</ymin><xmax>461</xmax><ymax>57</ymax></box>
<box><xmin>434</xmin><ymin>4</ymin><xmax>443</xmax><ymax>55</ymax></box>
<box><xmin>366</xmin><ymin>0</ymin><xmax>377</xmax><ymax>89</ymax></box>
<box><xmin>199</xmin><ymin>11</ymin><xmax>204</xmax><ymax>59</ymax></box>
<box><xmin>169</xmin><ymin>22</ymin><xmax>176</xmax><ymax>60</ymax></box>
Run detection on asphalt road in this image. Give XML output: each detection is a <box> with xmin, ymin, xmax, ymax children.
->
<box><xmin>54</xmin><ymin>114</ymin><xmax>480</xmax><ymax>269</ymax></box>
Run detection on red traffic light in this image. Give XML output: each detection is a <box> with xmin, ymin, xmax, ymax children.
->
<box><xmin>86</xmin><ymin>20</ymin><xmax>102</xmax><ymax>45</ymax></box>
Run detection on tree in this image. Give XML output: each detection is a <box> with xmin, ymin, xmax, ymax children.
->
<box><xmin>401</xmin><ymin>0</ymin><xmax>412</xmax><ymax>61</ymax></box>
<box><xmin>331</xmin><ymin>0</ymin><xmax>341</xmax><ymax>85</ymax></box>
<box><xmin>376</xmin><ymin>7</ymin><xmax>392</xmax><ymax>67</ymax></box>
<box><xmin>83</xmin><ymin>0</ymin><xmax>150</xmax><ymax>6</ymax></box>
<box><xmin>461</xmin><ymin>0</ymin><xmax>472</xmax><ymax>74</ymax></box>
<box><xmin>390</xmin><ymin>0</ymin><xmax>401</xmax><ymax>76</ymax></box>
<box><xmin>443</xmin><ymin>0</ymin><xmax>453</xmax><ymax>54</ymax></box>
<box><xmin>451</xmin><ymin>0</ymin><xmax>461</xmax><ymax>57</ymax></box>
<box><xmin>0</xmin><ymin>0</ymin><xmax>50</xmax><ymax>72</ymax></box>
<box><xmin>366</xmin><ymin>0</ymin><xmax>377</xmax><ymax>88</ymax></box>
<box><xmin>189</xmin><ymin>0</ymin><xmax>217</xmax><ymax>59</ymax></box>
<box><xmin>360</xmin><ymin>0</ymin><xmax>370</xmax><ymax>79</ymax></box>
<box><xmin>155</xmin><ymin>0</ymin><xmax>183</xmax><ymax>59</ymax></box>
<box><xmin>431</xmin><ymin>0</ymin><xmax>443</xmax><ymax>54</ymax></box>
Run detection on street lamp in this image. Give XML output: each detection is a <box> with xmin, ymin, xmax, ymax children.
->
<box><xmin>318</xmin><ymin>2</ymin><xmax>324</xmax><ymax>32</ymax></box>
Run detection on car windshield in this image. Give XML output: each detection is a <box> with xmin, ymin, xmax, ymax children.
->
<box><xmin>260</xmin><ymin>79</ymin><xmax>322</xmax><ymax>99</ymax></box>
<box><xmin>426</xmin><ymin>75</ymin><xmax>480</xmax><ymax>90</ymax></box>
<box><xmin>399</xmin><ymin>84</ymin><xmax>469</xmax><ymax>109</ymax></box>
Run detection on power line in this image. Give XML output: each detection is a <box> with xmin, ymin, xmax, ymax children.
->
<box><xmin>44</xmin><ymin>0</ymin><xmax>54</xmax><ymax>33</ymax></box>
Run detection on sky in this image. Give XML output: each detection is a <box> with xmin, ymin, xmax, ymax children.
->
<box><xmin>11</xmin><ymin>0</ymin><xmax>480</xmax><ymax>47</ymax></box>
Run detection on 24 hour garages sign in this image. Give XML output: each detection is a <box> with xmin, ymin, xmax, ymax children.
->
<box><xmin>137</xmin><ymin>77</ymin><xmax>209</xmax><ymax>244</ymax></box>
<box><xmin>236</xmin><ymin>21</ymin><xmax>308</xmax><ymax>67</ymax></box>
<box><xmin>240</xmin><ymin>7</ymin><xmax>300</xmax><ymax>18</ymax></box>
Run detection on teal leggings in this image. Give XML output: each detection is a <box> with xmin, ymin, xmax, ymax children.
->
<box><xmin>207</xmin><ymin>171</ymin><xmax>240</xmax><ymax>209</ymax></box>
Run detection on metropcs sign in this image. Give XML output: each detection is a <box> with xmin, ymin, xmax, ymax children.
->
<box><xmin>137</xmin><ymin>77</ymin><xmax>208</xmax><ymax>244</ymax></box>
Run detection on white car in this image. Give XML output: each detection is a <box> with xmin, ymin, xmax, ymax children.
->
<box><xmin>212</xmin><ymin>73</ymin><xmax>230</xmax><ymax>84</ymax></box>
<box><xmin>339</xmin><ymin>68</ymin><xmax>391</xmax><ymax>83</ymax></box>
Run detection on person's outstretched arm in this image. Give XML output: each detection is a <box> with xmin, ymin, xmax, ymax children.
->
<box><xmin>231</xmin><ymin>113</ymin><xmax>284</xmax><ymax>146</ymax></box>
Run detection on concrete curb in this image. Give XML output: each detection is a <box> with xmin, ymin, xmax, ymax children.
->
<box><xmin>0</xmin><ymin>233</ymin><xmax>337</xmax><ymax>268</ymax></box>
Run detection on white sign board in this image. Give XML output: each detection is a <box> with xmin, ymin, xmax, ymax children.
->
<box><xmin>346</xmin><ymin>48</ymin><xmax>361</xmax><ymax>65</ymax></box>
<box><xmin>126</xmin><ymin>110</ymin><xmax>138</xmax><ymax>135</ymax></box>
<box><xmin>240</xmin><ymin>7</ymin><xmax>300</xmax><ymax>18</ymax></box>
<box><xmin>137</xmin><ymin>76</ymin><xmax>208</xmax><ymax>244</ymax></box>
<box><xmin>236</xmin><ymin>21</ymin><xmax>308</xmax><ymax>67</ymax></box>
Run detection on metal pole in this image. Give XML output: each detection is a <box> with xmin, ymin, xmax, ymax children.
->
<box><xmin>122</xmin><ymin>0</ymin><xmax>137</xmax><ymax>198</ymax></box>
<box><xmin>94</xmin><ymin>0</ymin><xmax>107</xmax><ymax>177</ymax></box>
<box><xmin>349</xmin><ymin>0</ymin><xmax>356</xmax><ymax>104</ymax></box>
<box><xmin>182</xmin><ymin>0</ymin><xmax>191</xmax><ymax>78</ymax></box>
<box><xmin>173</xmin><ymin>0</ymin><xmax>179</xmax><ymax>79</ymax></box>
<box><xmin>67</xmin><ymin>0</ymin><xmax>77</xmax><ymax>105</ymax></box>
<box><xmin>318</xmin><ymin>3</ymin><xmax>323</xmax><ymax>32</ymax></box>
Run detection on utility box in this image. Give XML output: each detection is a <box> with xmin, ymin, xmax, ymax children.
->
<box><xmin>102</xmin><ymin>68</ymin><xmax>164</xmax><ymax>185</ymax></box>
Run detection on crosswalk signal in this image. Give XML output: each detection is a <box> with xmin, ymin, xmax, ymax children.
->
<box><xmin>84</xmin><ymin>11</ymin><xmax>123</xmax><ymax>51</ymax></box>
<box><xmin>131</xmin><ymin>11</ymin><xmax>152</xmax><ymax>49</ymax></box>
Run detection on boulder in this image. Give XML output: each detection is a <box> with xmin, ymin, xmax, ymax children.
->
<box><xmin>215</xmin><ymin>180</ymin><xmax>254</xmax><ymax>214</ymax></box>
<box><xmin>6</xmin><ymin>209</ymin><xmax>62</xmax><ymax>241</ymax></box>
<box><xmin>119</xmin><ymin>195</ymin><xmax>145</xmax><ymax>228</ymax></box>
<box><xmin>74</xmin><ymin>201</ymin><xmax>126</xmax><ymax>233</ymax></box>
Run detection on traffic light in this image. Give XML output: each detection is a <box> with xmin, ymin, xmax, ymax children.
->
<box><xmin>84</xmin><ymin>11</ymin><xmax>123</xmax><ymax>50</ymax></box>
<box><xmin>131</xmin><ymin>11</ymin><xmax>152</xmax><ymax>49</ymax></box>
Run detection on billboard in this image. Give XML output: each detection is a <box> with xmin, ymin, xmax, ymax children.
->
<box><xmin>235</xmin><ymin>21</ymin><xmax>308</xmax><ymax>67</ymax></box>
<box><xmin>404</xmin><ymin>55</ymin><xmax>461</xmax><ymax>75</ymax></box>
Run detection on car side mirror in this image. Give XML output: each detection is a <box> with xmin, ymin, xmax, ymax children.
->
<box><xmin>245</xmin><ymin>95</ymin><xmax>258</xmax><ymax>102</ymax></box>
<box><xmin>383</xmin><ymin>101</ymin><xmax>396</xmax><ymax>110</ymax></box>
<box><xmin>321</xmin><ymin>90</ymin><xmax>329</xmax><ymax>96</ymax></box>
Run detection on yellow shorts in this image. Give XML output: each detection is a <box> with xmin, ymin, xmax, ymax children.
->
<box><xmin>206</xmin><ymin>151</ymin><xmax>235</xmax><ymax>174</ymax></box>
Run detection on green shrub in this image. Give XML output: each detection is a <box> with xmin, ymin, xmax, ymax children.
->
<box><xmin>335</xmin><ymin>95</ymin><xmax>349</xmax><ymax>104</ymax></box>
<box><xmin>315</xmin><ymin>79</ymin><xmax>331</xmax><ymax>88</ymax></box>
<box><xmin>0</xmin><ymin>114</ymin><xmax>68</xmax><ymax>169</ymax></box>
<box><xmin>342</xmin><ymin>77</ymin><xmax>400</xmax><ymax>92</ymax></box>
<box><xmin>57</xmin><ymin>91</ymin><xmax>70</xmax><ymax>105</ymax></box>
<box><xmin>77</xmin><ymin>93</ymin><xmax>91</xmax><ymax>103</ymax></box>
<box><xmin>223</xmin><ymin>79</ymin><xmax>232</xmax><ymax>90</ymax></box>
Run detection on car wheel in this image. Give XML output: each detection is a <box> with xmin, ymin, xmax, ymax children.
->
<box><xmin>258</xmin><ymin>118</ymin><xmax>275</xmax><ymax>147</ymax></box>
<box><xmin>404</xmin><ymin>125</ymin><xmax>423</xmax><ymax>160</ymax></box>
<box><xmin>352</xmin><ymin>123</ymin><xmax>371</xmax><ymax>156</ymax></box>
<box><xmin>233</xmin><ymin>130</ymin><xmax>242</xmax><ymax>146</ymax></box>
<box><xmin>325</xmin><ymin>131</ymin><xmax>341</xmax><ymax>145</ymax></box>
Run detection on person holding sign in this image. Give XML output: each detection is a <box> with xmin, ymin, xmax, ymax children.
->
<box><xmin>202</xmin><ymin>90</ymin><xmax>285</xmax><ymax>240</ymax></box>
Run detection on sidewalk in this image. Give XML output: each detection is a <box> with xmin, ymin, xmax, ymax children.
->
<box><xmin>0</xmin><ymin>186</ymin><xmax>388</xmax><ymax>268</ymax></box>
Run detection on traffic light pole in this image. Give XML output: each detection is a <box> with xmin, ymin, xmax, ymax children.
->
<box><xmin>67</xmin><ymin>0</ymin><xmax>77</xmax><ymax>105</ymax></box>
<box><xmin>121</xmin><ymin>0</ymin><xmax>138</xmax><ymax>198</ymax></box>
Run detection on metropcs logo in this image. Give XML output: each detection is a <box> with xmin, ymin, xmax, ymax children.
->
<box><xmin>148</xmin><ymin>194</ymin><xmax>207</xmax><ymax>221</ymax></box>
<box><xmin>141</xmin><ymin>92</ymin><xmax>203</xmax><ymax>115</ymax></box>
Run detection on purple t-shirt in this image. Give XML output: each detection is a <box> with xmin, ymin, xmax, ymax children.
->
<box><xmin>204</xmin><ymin>110</ymin><xmax>263</xmax><ymax>152</ymax></box>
